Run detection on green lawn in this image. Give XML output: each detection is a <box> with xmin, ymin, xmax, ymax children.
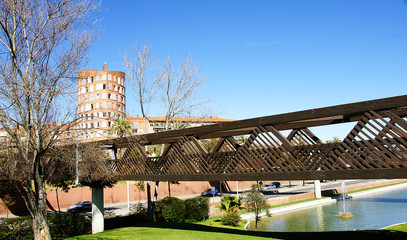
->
<box><xmin>67</xmin><ymin>182</ymin><xmax>407</xmax><ymax>239</ymax></box>
<box><xmin>67</xmin><ymin>222</ymin><xmax>407</xmax><ymax>240</ymax></box>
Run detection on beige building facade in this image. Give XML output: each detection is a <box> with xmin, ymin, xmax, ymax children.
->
<box><xmin>75</xmin><ymin>63</ymin><xmax>233</xmax><ymax>142</ymax></box>
<box><xmin>127</xmin><ymin>115</ymin><xmax>234</xmax><ymax>135</ymax></box>
<box><xmin>76</xmin><ymin>63</ymin><xmax>126</xmax><ymax>141</ymax></box>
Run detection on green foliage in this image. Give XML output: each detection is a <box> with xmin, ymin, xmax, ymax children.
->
<box><xmin>202</xmin><ymin>138</ymin><xmax>220</xmax><ymax>153</ymax></box>
<box><xmin>0</xmin><ymin>216</ymin><xmax>33</xmax><ymax>240</ymax></box>
<box><xmin>129</xmin><ymin>203</ymin><xmax>148</xmax><ymax>222</ymax></box>
<box><xmin>0</xmin><ymin>213</ymin><xmax>91</xmax><ymax>240</ymax></box>
<box><xmin>235</xmin><ymin>135</ymin><xmax>248</xmax><ymax>145</ymax></box>
<box><xmin>221</xmin><ymin>212</ymin><xmax>241</xmax><ymax>226</ymax></box>
<box><xmin>156</xmin><ymin>197</ymin><xmax>209</xmax><ymax>222</ymax></box>
<box><xmin>184</xmin><ymin>197</ymin><xmax>209</xmax><ymax>221</ymax></box>
<box><xmin>326</xmin><ymin>136</ymin><xmax>341</xmax><ymax>143</ymax></box>
<box><xmin>156</xmin><ymin>197</ymin><xmax>186</xmax><ymax>222</ymax></box>
<box><xmin>216</xmin><ymin>195</ymin><xmax>243</xmax><ymax>214</ymax></box>
<box><xmin>111</xmin><ymin>118</ymin><xmax>132</xmax><ymax>137</ymax></box>
<box><xmin>244</xmin><ymin>184</ymin><xmax>270</xmax><ymax>230</ymax></box>
<box><xmin>48</xmin><ymin>212</ymin><xmax>91</xmax><ymax>239</ymax></box>
<box><xmin>135</xmin><ymin>181</ymin><xmax>145</xmax><ymax>192</ymax></box>
<box><xmin>47</xmin><ymin>180</ymin><xmax>75</xmax><ymax>192</ymax></box>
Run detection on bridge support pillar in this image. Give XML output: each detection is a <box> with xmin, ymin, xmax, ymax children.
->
<box><xmin>92</xmin><ymin>187</ymin><xmax>104</xmax><ymax>234</ymax></box>
<box><xmin>314</xmin><ymin>180</ymin><xmax>322</xmax><ymax>199</ymax></box>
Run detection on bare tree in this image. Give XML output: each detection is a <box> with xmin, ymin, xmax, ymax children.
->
<box><xmin>0</xmin><ymin>0</ymin><xmax>99</xmax><ymax>239</ymax></box>
<box><xmin>121</xmin><ymin>44</ymin><xmax>161</xmax><ymax>221</ymax></box>
<box><xmin>122</xmin><ymin>44</ymin><xmax>161</xmax><ymax>127</ymax></box>
<box><xmin>121</xmin><ymin>46</ymin><xmax>207</xmax><ymax>222</ymax></box>
<box><xmin>146</xmin><ymin>55</ymin><xmax>207</xmax><ymax>217</ymax></box>
<box><xmin>161</xmin><ymin>54</ymin><xmax>207</xmax><ymax>132</ymax></box>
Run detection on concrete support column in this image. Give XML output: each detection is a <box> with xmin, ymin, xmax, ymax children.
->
<box><xmin>314</xmin><ymin>180</ymin><xmax>322</xmax><ymax>198</ymax></box>
<box><xmin>92</xmin><ymin>187</ymin><xmax>104</xmax><ymax>234</ymax></box>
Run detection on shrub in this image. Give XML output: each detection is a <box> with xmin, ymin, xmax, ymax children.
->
<box><xmin>0</xmin><ymin>212</ymin><xmax>90</xmax><ymax>240</ymax></box>
<box><xmin>48</xmin><ymin>212</ymin><xmax>91</xmax><ymax>239</ymax></box>
<box><xmin>185</xmin><ymin>197</ymin><xmax>209</xmax><ymax>221</ymax></box>
<box><xmin>129</xmin><ymin>203</ymin><xmax>148</xmax><ymax>222</ymax></box>
<box><xmin>216</xmin><ymin>195</ymin><xmax>244</xmax><ymax>214</ymax></box>
<box><xmin>0</xmin><ymin>216</ymin><xmax>33</xmax><ymax>240</ymax></box>
<box><xmin>156</xmin><ymin>197</ymin><xmax>186</xmax><ymax>222</ymax></box>
<box><xmin>221</xmin><ymin>212</ymin><xmax>241</xmax><ymax>226</ymax></box>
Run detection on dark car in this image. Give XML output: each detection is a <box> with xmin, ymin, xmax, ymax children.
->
<box><xmin>67</xmin><ymin>201</ymin><xmax>92</xmax><ymax>213</ymax></box>
<box><xmin>261</xmin><ymin>182</ymin><xmax>281</xmax><ymax>191</ymax></box>
<box><xmin>201</xmin><ymin>188</ymin><xmax>219</xmax><ymax>196</ymax></box>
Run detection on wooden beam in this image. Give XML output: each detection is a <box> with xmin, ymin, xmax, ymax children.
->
<box><xmin>88</xmin><ymin>95</ymin><xmax>407</xmax><ymax>148</ymax></box>
<box><xmin>117</xmin><ymin>168</ymin><xmax>407</xmax><ymax>181</ymax></box>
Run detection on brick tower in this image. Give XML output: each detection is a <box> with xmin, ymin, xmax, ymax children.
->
<box><xmin>76</xmin><ymin>63</ymin><xmax>126</xmax><ymax>141</ymax></box>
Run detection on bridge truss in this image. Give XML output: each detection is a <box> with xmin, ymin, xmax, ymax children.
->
<box><xmin>91</xmin><ymin>95</ymin><xmax>407</xmax><ymax>181</ymax></box>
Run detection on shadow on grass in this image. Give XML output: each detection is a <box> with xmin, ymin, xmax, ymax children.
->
<box><xmin>105</xmin><ymin>216</ymin><xmax>407</xmax><ymax>240</ymax></box>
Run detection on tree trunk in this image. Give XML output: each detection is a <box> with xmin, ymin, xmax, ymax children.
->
<box><xmin>151</xmin><ymin>181</ymin><xmax>159</xmax><ymax>215</ymax></box>
<box><xmin>18</xmin><ymin>172</ymin><xmax>52</xmax><ymax>240</ymax></box>
<box><xmin>147</xmin><ymin>182</ymin><xmax>153</xmax><ymax>222</ymax></box>
<box><xmin>56</xmin><ymin>187</ymin><xmax>60</xmax><ymax>213</ymax></box>
<box><xmin>168</xmin><ymin>181</ymin><xmax>171</xmax><ymax>198</ymax></box>
<box><xmin>32</xmin><ymin>212</ymin><xmax>52</xmax><ymax>240</ymax></box>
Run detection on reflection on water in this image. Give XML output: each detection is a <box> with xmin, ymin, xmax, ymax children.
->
<box><xmin>252</xmin><ymin>186</ymin><xmax>407</xmax><ymax>232</ymax></box>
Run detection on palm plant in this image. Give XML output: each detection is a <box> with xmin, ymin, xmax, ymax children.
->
<box><xmin>111</xmin><ymin>118</ymin><xmax>132</xmax><ymax>138</ymax></box>
<box><xmin>326</xmin><ymin>136</ymin><xmax>341</xmax><ymax>143</ymax></box>
<box><xmin>235</xmin><ymin>135</ymin><xmax>249</xmax><ymax>145</ymax></box>
<box><xmin>216</xmin><ymin>195</ymin><xmax>244</xmax><ymax>213</ymax></box>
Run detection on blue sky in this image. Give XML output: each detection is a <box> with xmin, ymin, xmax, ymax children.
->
<box><xmin>85</xmin><ymin>0</ymin><xmax>407</xmax><ymax>140</ymax></box>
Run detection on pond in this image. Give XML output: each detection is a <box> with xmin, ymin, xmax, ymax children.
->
<box><xmin>250</xmin><ymin>186</ymin><xmax>407</xmax><ymax>232</ymax></box>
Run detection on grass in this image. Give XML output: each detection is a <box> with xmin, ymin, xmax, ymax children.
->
<box><xmin>66</xmin><ymin>222</ymin><xmax>407</xmax><ymax>240</ymax></box>
<box><xmin>347</xmin><ymin>181</ymin><xmax>407</xmax><ymax>194</ymax></box>
<box><xmin>67</xmin><ymin>182</ymin><xmax>407</xmax><ymax>239</ymax></box>
<box><xmin>196</xmin><ymin>215</ymin><xmax>247</xmax><ymax>230</ymax></box>
<box><xmin>385</xmin><ymin>222</ymin><xmax>407</xmax><ymax>232</ymax></box>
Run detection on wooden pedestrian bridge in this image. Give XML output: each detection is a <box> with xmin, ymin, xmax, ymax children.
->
<box><xmin>73</xmin><ymin>94</ymin><xmax>407</xmax><ymax>182</ymax></box>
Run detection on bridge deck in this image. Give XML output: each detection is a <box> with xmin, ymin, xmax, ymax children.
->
<box><xmin>102</xmin><ymin>95</ymin><xmax>407</xmax><ymax>181</ymax></box>
<box><xmin>4</xmin><ymin>95</ymin><xmax>407</xmax><ymax>182</ymax></box>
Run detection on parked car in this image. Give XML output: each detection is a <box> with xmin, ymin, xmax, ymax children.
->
<box><xmin>67</xmin><ymin>201</ymin><xmax>92</xmax><ymax>213</ymax></box>
<box><xmin>261</xmin><ymin>182</ymin><xmax>281</xmax><ymax>191</ymax></box>
<box><xmin>201</xmin><ymin>188</ymin><xmax>219</xmax><ymax>196</ymax></box>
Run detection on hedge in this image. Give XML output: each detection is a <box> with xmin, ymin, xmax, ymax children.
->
<box><xmin>185</xmin><ymin>197</ymin><xmax>209</xmax><ymax>221</ymax></box>
<box><xmin>0</xmin><ymin>212</ymin><xmax>90</xmax><ymax>240</ymax></box>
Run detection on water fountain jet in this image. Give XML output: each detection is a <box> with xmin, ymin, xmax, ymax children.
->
<box><xmin>339</xmin><ymin>182</ymin><xmax>353</xmax><ymax>219</ymax></box>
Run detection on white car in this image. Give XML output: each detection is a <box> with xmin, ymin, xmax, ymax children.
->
<box><xmin>261</xmin><ymin>182</ymin><xmax>281</xmax><ymax>191</ymax></box>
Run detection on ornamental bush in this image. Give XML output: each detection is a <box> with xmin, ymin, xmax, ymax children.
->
<box><xmin>0</xmin><ymin>212</ymin><xmax>91</xmax><ymax>240</ymax></box>
<box><xmin>156</xmin><ymin>197</ymin><xmax>186</xmax><ymax>222</ymax></box>
<box><xmin>184</xmin><ymin>197</ymin><xmax>209</xmax><ymax>221</ymax></box>
<box><xmin>129</xmin><ymin>203</ymin><xmax>148</xmax><ymax>222</ymax></box>
<box><xmin>0</xmin><ymin>216</ymin><xmax>33</xmax><ymax>240</ymax></box>
<box><xmin>48</xmin><ymin>212</ymin><xmax>91</xmax><ymax>239</ymax></box>
<box><xmin>221</xmin><ymin>212</ymin><xmax>241</xmax><ymax>226</ymax></box>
